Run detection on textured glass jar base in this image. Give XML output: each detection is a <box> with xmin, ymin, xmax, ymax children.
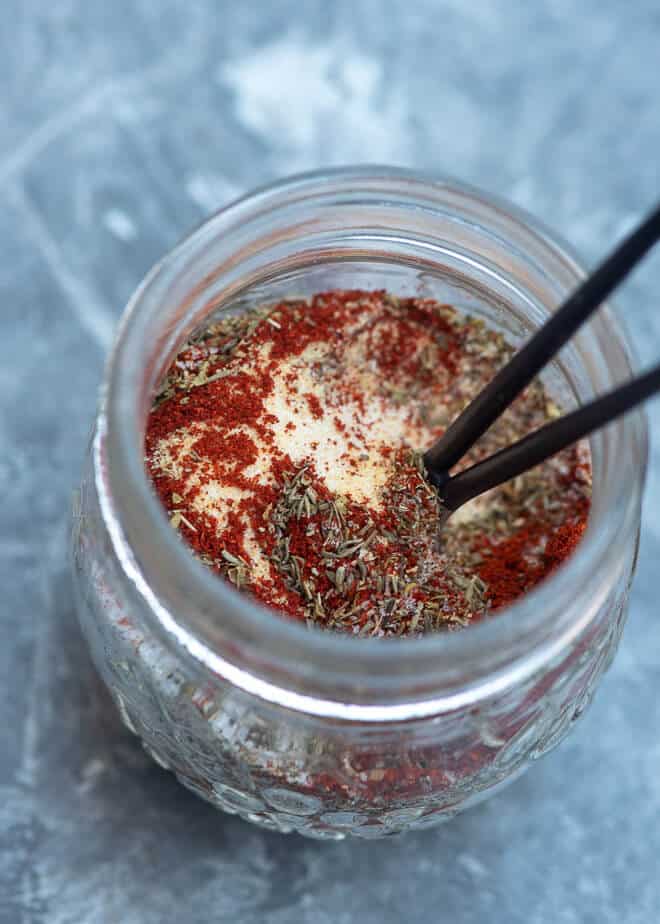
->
<box><xmin>73</xmin><ymin>459</ymin><xmax>634</xmax><ymax>838</ymax></box>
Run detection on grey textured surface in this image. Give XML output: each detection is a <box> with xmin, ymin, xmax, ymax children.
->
<box><xmin>2</xmin><ymin>2</ymin><xmax>660</xmax><ymax>921</ymax></box>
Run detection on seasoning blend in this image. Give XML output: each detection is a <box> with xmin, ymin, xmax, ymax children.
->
<box><xmin>73</xmin><ymin>170</ymin><xmax>644</xmax><ymax>839</ymax></box>
<box><xmin>146</xmin><ymin>290</ymin><xmax>591</xmax><ymax>634</ymax></box>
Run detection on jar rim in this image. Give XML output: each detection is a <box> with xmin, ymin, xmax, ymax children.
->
<box><xmin>97</xmin><ymin>166</ymin><xmax>648</xmax><ymax>720</ymax></box>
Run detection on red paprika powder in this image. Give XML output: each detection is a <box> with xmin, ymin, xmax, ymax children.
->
<box><xmin>145</xmin><ymin>290</ymin><xmax>591</xmax><ymax>636</ymax></box>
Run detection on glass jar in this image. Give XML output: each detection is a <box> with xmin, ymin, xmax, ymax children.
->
<box><xmin>72</xmin><ymin>168</ymin><xmax>647</xmax><ymax>839</ymax></box>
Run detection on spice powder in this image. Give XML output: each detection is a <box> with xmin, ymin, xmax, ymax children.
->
<box><xmin>146</xmin><ymin>290</ymin><xmax>591</xmax><ymax>636</ymax></box>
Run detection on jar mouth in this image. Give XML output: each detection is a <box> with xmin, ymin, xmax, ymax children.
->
<box><xmin>98</xmin><ymin>166</ymin><xmax>648</xmax><ymax>719</ymax></box>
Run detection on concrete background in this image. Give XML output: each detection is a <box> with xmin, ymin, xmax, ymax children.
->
<box><xmin>2</xmin><ymin>2</ymin><xmax>660</xmax><ymax>921</ymax></box>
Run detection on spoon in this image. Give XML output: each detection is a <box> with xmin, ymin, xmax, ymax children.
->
<box><xmin>422</xmin><ymin>202</ymin><xmax>660</xmax><ymax>515</ymax></box>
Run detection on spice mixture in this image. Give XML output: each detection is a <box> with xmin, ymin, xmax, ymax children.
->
<box><xmin>146</xmin><ymin>290</ymin><xmax>591</xmax><ymax>636</ymax></box>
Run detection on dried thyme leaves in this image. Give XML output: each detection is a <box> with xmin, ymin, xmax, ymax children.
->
<box><xmin>263</xmin><ymin>453</ymin><xmax>487</xmax><ymax>636</ymax></box>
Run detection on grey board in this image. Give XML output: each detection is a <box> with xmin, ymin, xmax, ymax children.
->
<box><xmin>2</xmin><ymin>2</ymin><xmax>660</xmax><ymax>921</ymax></box>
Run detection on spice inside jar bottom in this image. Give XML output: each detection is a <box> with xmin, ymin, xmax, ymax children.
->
<box><xmin>145</xmin><ymin>289</ymin><xmax>591</xmax><ymax>637</ymax></box>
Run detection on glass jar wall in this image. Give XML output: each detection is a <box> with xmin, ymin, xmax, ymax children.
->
<box><xmin>72</xmin><ymin>169</ymin><xmax>647</xmax><ymax>838</ymax></box>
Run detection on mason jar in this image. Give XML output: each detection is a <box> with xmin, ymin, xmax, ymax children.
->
<box><xmin>71</xmin><ymin>167</ymin><xmax>647</xmax><ymax>839</ymax></box>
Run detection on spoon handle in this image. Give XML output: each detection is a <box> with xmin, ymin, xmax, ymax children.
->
<box><xmin>424</xmin><ymin>202</ymin><xmax>660</xmax><ymax>480</ymax></box>
<box><xmin>438</xmin><ymin>362</ymin><xmax>659</xmax><ymax>512</ymax></box>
